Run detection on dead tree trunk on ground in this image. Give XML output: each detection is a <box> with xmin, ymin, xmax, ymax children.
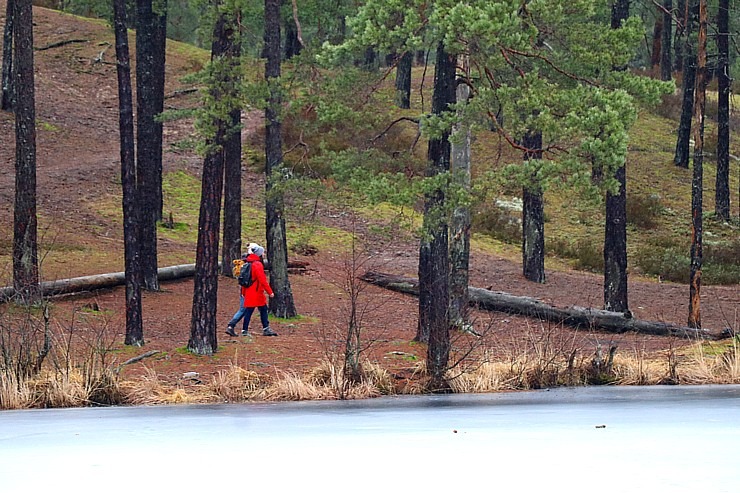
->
<box><xmin>360</xmin><ymin>271</ymin><xmax>713</xmax><ymax>339</ymax></box>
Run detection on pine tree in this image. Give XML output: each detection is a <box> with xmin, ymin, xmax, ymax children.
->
<box><xmin>265</xmin><ymin>0</ymin><xmax>298</xmax><ymax>319</ymax></box>
<box><xmin>419</xmin><ymin>42</ymin><xmax>455</xmax><ymax>391</ymax></box>
<box><xmin>188</xmin><ymin>6</ymin><xmax>236</xmax><ymax>355</ymax></box>
<box><xmin>714</xmin><ymin>0</ymin><xmax>730</xmax><ymax>221</ymax></box>
<box><xmin>136</xmin><ymin>0</ymin><xmax>167</xmax><ymax>291</ymax></box>
<box><xmin>113</xmin><ymin>0</ymin><xmax>144</xmax><ymax>346</ymax></box>
<box><xmin>1</xmin><ymin>0</ymin><xmax>14</xmax><ymax>111</ymax></box>
<box><xmin>688</xmin><ymin>0</ymin><xmax>708</xmax><ymax>329</ymax></box>
<box><xmin>12</xmin><ymin>0</ymin><xmax>38</xmax><ymax>301</ymax></box>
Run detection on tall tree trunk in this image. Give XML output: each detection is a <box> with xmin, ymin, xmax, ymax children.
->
<box><xmin>449</xmin><ymin>60</ymin><xmax>471</xmax><ymax>330</ymax></box>
<box><xmin>418</xmin><ymin>41</ymin><xmax>455</xmax><ymax>392</ymax></box>
<box><xmin>604</xmin><ymin>164</ymin><xmax>628</xmax><ymax>312</ymax></box>
<box><xmin>660</xmin><ymin>0</ymin><xmax>673</xmax><ymax>81</ymax></box>
<box><xmin>264</xmin><ymin>0</ymin><xmax>297</xmax><ymax>319</ymax></box>
<box><xmin>360</xmin><ymin>46</ymin><xmax>377</xmax><ymax>71</ymax></box>
<box><xmin>284</xmin><ymin>15</ymin><xmax>301</xmax><ymax>59</ymax></box>
<box><xmin>394</xmin><ymin>51</ymin><xmax>412</xmax><ymax>109</ymax></box>
<box><xmin>136</xmin><ymin>0</ymin><xmax>164</xmax><ymax>291</ymax></box>
<box><xmin>650</xmin><ymin>14</ymin><xmax>663</xmax><ymax>70</ymax></box>
<box><xmin>688</xmin><ymin>0</ymin><xmax>707</xmax><ymax>329</ymax></box>
<box><xmin>188</xmin><ymin>9</ymin><xmax>231</xmax><ymax>356</ymax></box>
<box><xmin>221</xmin><ymin>25</ymin><xmax>242</xmax><ymax>277</ymax></box>
<box><xmin>1</xmin><ymin>0</ymin><xmax>14</xmax><ymax>111</ymax></box>
<box><xmin>152</xmin><ymin>1</ymin><xmax>167</xmax><ymax>221</ymax></box>
<box><xmin>113</xmin><ymin>0</ymin><xmax>143</xmax><ymax>346</ymax></box>
<box><xmin>611</xmin><ymin>0</ymin><xmax>630</xmax><ymax>29</ymax></box>
<box><xmin>521</xmin><ymin>130</ymin><xmax>545</xmax><ymax>284</ymax></box>
<box><xmin>12</xmin><ymin>0</ymin><xmax>38</xmax><ymax>300</ymax></box>
<box><xmin>674</xmin><ymin>0</ymin><xmax>696</xmax><ymax>169</ymax></box>
<box><xmin>674</xmin><ymin>0</ymin><xmax>685</xmax><ymax>71</ymax></box>
<box><xmin>603</xmin><ymin>0</ymin><xmax>630</xmax><ymax>313</ymax></box>
<box><xmin>714</xmin><ymin>0</ymin><xmax>730</xmax><ymax>221</ymax></box>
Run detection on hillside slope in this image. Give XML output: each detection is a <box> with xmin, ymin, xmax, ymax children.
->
<box><xmin>0</xmin><ymin>4</ymin><xmax>738</xmax><ymax>400</ymax></box>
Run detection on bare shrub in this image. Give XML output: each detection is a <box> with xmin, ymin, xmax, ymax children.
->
<box><xmin>0</xmin><ymin>302</ymin><xmax>52</xmax><ymax>382</ymax></box>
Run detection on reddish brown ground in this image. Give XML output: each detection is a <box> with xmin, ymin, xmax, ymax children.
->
<box><xmin>0</xmin><ymin>4</ymin><xmax>738</xmax><ymax>392</ymax></box>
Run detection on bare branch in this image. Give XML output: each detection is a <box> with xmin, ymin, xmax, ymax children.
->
<box><xmin>115</xmin><ymin>350</ymin><xmax>160</xmax><ymax>374</ymax></box>
<box><xmin>369</xmin><ymin>116</ymin><xmax>420</xmax><ymax>144</ymax></box>
<box><xmin>503</xmin><ymin>46</ymin><xmax>600</xmax><ymax>87</ymax></box>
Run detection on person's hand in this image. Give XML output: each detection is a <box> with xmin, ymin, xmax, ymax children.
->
<box><xmin>269</xmin><ymin>293</ymin><xmax>275</xmax><ymax>298</ymax></box>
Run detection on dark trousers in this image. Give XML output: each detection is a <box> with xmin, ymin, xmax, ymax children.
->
<box><xmin>243</xmin><ymin>305</ymin><xmax>269</xmax><ymax>332</ymax></box>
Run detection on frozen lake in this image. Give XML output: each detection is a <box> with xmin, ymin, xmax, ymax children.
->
<box><xmin>2</xmin><ymin>385</ymin><xmax>739</xmax><ymax>492</ymax></box>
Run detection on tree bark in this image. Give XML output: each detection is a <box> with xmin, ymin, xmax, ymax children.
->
<box><xmin>674</xmin><ymin>0</ymin><xmax>696</xmax><ymax>169</ymax></box>
<box><xmin>418</xmin><ymin>42</ymin><xmax>455</xmax><ymax>392</ymax></box>
<box><xmin>660</xmin><ymin>0</ymin><xmax>673</xmax><ymax>81</ymax></box>
<box><xmin>12</xmin><ymin>0</ymin><xmax>39</xmax><ymax>301</ymax></box>
<box><xmin>283</xmin><ymin>11</ymin><xmax>302</xmax><ymax>59</ymax></box>
<box><xmin>188</xmin><ymin>10</ymin><xmax>230</xmax><ymax>356</ymax></box>
<box><xmin>610</xmin><ymin>0</ymin><xmax>630</xmax><ymax>29</ymax></box>
<box><xmin>113</xmin><ymin>0</ymin><xmax>144</xmax><ymax>346</ymax></box>
<box><xmin>361</xmin><ymin>46</ymin><xmax>377</xmax><ymax>71</ymax></box>
<box><xmin>449</xmin><ymin>65</ymin><xmax>471</xmax><ymax>330</ymax></box>
<box><xmin>1</xmin><ymin>0</ymin><xmax>14</xmax><ymax>111</ymax></box>
<box><xmin>673</xmin><ymin>0</ymin><xmax>685</xmax><ymax>71</ymax></box>
<box><xmin>221</xmin><ymin>24</ymin><xmax>242</xmax><ymax>277</ymax></box>
<box><xmin>394</xmin><ymin>51</ymin><xmax>412</xmax><ymax>109</ymax></box>
<box><xmin>714</xmin><ymin>0</ymin><xmax>730</xmax><ymax>221</ymax></box>
<box><xmin>264</xmin><ymin>0</ymin><xmax>298</xmax><ymax>319</ymax></box>
<box><xmin>604</xmin><ymin>0</ymin><xmax>630</xmax><ymax>313</ymax></box>
<box><xmin>688</xmin><ymin>0</ymin><xmax>707</xmax><ymax>329</ymax></box>
<box><xmin>152</xmin><ymin>2</ymin><xmax>167</xmax><ymax>221</ymax></box>
<box><xmin>604</xmin><ymin>163</ymin><xmax>628</xmax><ymax>312</ymax></box>
<box><xmin>136</xmin><ymin>0</ymin><xmax>165</xmax><ymax>291</ymax></box>
<box><xmin>521</xmin><ymin>131</ymin><xmax>545</xmax><ymax>284</ymax></box>
<box><xmin>361</xmin><ymin>271</ymin><xmax>713</xmax><ymax>339</ymax></box>
<box><xmin>650</xmin><ymin>14</ymin><xmax>663</xmax><ymax>70</ymax></box>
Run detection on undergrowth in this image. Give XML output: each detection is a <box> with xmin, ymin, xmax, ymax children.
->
<box><xmin>4</xmin><ymin>307</ymin><xmax>740</xmax><ymax>409</ymax></box>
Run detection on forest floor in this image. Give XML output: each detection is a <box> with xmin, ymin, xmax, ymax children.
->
<box><xmin>0</xmin><ymin>4</ymin><xmax>738</xmax><ymax>403</ymax></box>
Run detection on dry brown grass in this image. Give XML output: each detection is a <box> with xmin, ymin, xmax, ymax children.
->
<box><xmin>30</xmin><ymin>370</ymin><xmax>87</xmax><ymax>408</ymax></box>
<box><xmin>119</xmin><ymin>368</ymin><xmax>205</xmax><ymax>405</ymax></box>
<box><xmin>678</xmin><ymin>340</ymin><xmax>740</xmax><ymax>385</ymax></box>
<box><xmin>0</xmin><ymin>374</ymin><xmax>32</xmax><ymax>410</ymax></box>
<box><xmin>208</xmin><ymin>363</ymin><xmax>269</xmax><ymax>401</ymax></box>
<box><xmin>263</xmin><ymin>370</ymin><xmax>334</xmax><ymax>401</ymax></box>
<box><xmin>5</xmin><ymin>339</ymin><xmax>740</xmax><ymax>409</ymax></box>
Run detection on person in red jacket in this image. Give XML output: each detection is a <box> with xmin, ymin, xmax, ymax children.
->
<box><xmin>225</xmin><ymin>243</ymin><xmax>278</xmax><ymax>337</ymax></box>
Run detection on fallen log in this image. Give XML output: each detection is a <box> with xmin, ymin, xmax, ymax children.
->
<box><xmin>0</xmin><ymin>261</ymin><xmax>309</xmax><ymax>302</ymax></box>
<box><xmin>360</xmin><ymin>270</ymin><xmax>714</xmax><ymax>339</ymax></box>
<box><xmin>0</xmin><ymin>264</ymin><xmax>197</xmax><ymax>301</ymax></box>
<box><xmin>35</xmin><ymin>38</ymin><xmax>88</xmax><ymax>51</ymax></box>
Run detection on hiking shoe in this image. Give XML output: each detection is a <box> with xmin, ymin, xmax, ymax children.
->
<box><xmin>241</xmin><ymin>329</ymin><xmax>252</xmax><ymax>337</ymax></box>
<box><xmin>225</xmin><ymin>326</ymin><xmax>237</xmax><ymax>337</ymax></box>
<box><xmin>262</xmin><ymin>327</ymin><xmax>278</xmax><ymax>337</ymax></box>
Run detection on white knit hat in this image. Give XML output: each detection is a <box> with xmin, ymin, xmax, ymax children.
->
<box><xmin>249</xmin><ymin>243</ymin><xmax>265</xmax><ymax>257</ymax></box>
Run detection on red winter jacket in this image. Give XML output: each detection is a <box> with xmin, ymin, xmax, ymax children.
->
<box><xmin>240</xmin><ymin>253</ymin><xmax>274</xmax><ymax>307</ymax></box>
